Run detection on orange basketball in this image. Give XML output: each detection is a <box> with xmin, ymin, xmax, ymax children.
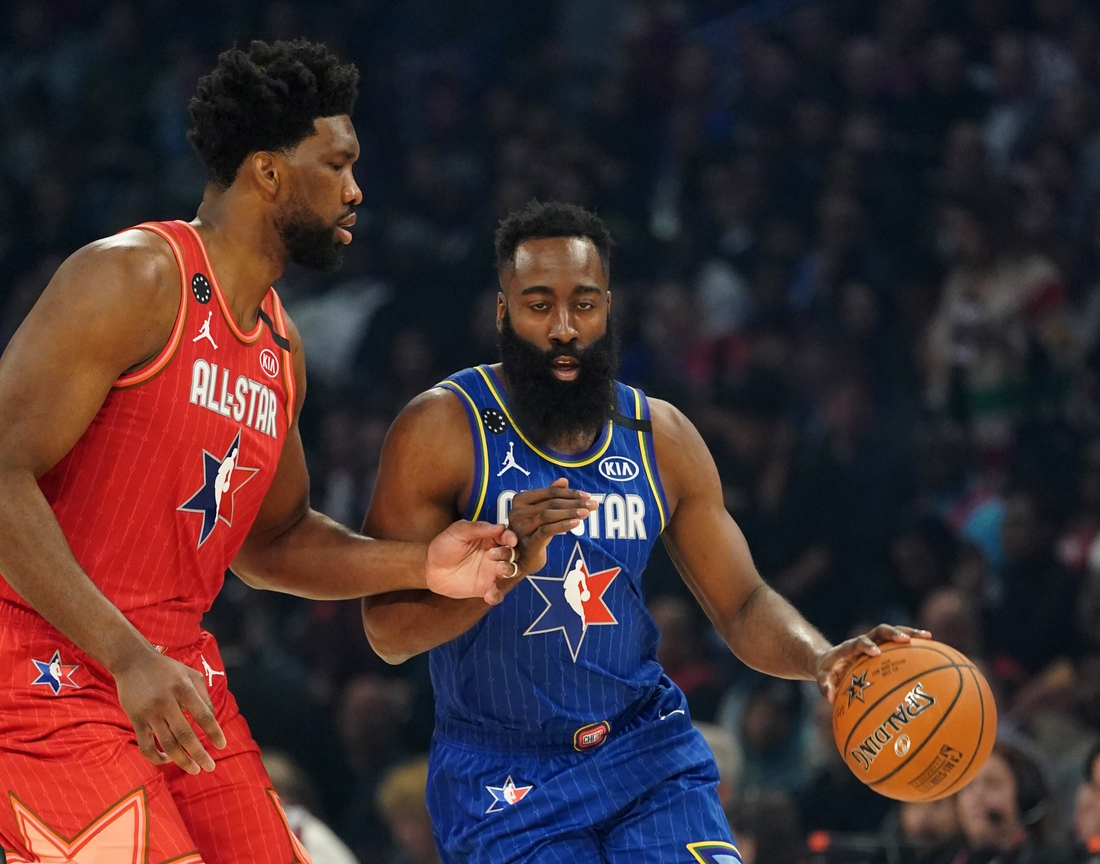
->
<box><xmin>832</xmin><ymin>639</ymin><xmax>996</xmax><ymax>802</ymax></box>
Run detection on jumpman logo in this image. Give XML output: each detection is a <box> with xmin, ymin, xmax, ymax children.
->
<box><xmin>497</xmin><ymin>441</ymin><xmax>530</xmax><ymax>477</ymax></box>
<box><xmin>193</xmin><ymin>310</ymin><xmax>217</xmax><ymax>349</ymax></box>
<box><xmin>201</xmin><ymin>655</ymin><xmax>225</xmax><ymax>687</ymax></box>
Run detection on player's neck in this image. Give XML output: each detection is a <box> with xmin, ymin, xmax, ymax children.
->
<box><xmin>192</xmin><ymin>188</ymin><xmax>285</xmax><ymax>332</ymax></box>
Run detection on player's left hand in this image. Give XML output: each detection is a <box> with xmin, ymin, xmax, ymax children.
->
<box><xmin>425</xmin><ymin>520</ymin><xmax>519</xmax><ymax>605</ymax></box>
<box><xmin>815</xmin><ymin>624</ymin><xmax>931</xmax><ymax>703</ymax></box>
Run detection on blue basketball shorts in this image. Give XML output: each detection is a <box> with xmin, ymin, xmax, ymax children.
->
<box><xmin>426</xmin><ymin>680</ymin><xmax>740</xmax><ymax>863</ymax></box>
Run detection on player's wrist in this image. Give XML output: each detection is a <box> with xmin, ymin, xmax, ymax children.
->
<box><xmin>100</xmin><ymin>631</ymin><xmax>160</xmax><ymax>677</ymax></box>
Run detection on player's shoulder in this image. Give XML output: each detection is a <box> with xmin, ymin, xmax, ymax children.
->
<box><xmin>644</xmin><ymin>395</ymin><xmax>699</xmax><ymax>443</ymax></box>
<box><xmin>66</xmin><ymin>229</ymin><xmax>178</xmax><ymax>295</ymax></box>
<box><xmin>398</xmin><ymin>384</ymin><xmax>470</xmax><ymax>430</ymax></box>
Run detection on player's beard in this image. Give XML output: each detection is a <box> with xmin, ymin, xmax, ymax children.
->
<box><xmin>498</xmin><ymin>312</ymin><xmax>618</xmax><ymax>449</ymax></box>
<box><xmin>275</xmin><ymin>191</ymin><xmax>346</xmax><ymax>272</ymax></box>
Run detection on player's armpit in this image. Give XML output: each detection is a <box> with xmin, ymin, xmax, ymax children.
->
<box><xmin>649</xmin><ymin>398</ymin><xmax>832</xmax><ymax>681</ymax></box>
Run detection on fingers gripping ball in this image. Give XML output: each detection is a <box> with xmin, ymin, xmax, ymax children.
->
<box><xmin>832</xmin><ymin>640</ymin><xmax>996</xmax><ymax>802</ymax></box>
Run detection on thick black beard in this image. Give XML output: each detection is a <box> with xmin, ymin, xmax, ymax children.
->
<box><xmin>498</xmin><ymin>313</ymin><xmax>618</xmax><ymax>449</ymax></box>
<box><xmin>276</xmin><ymin>197</ymin><xmax>346</xmax><ymax>272</ymax></box>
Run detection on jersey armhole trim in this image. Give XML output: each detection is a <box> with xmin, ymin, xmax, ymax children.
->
<box><xmin>113</xmin><ymin>223</ymin><xmax>190</xmax><ymax>389</ymax></box>
<box><xmin>631</xmin><ymin>387</ymin><xmax>669</xmax><ymax>531</ymax></box>
<box><xmin>437</xmin><ymin>381</ymin><xmax>489</xmax><ymax>521</ymax></box>
<box><xmin>269</xmin><ymin>291</ymin><xmax>297</xmax><ymax>426</ymax></box>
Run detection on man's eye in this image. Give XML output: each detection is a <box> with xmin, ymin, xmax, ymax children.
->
<box><xmin>330</xmin><ymin>162</ymin><xmax>344</xmax><ymax>171</ymax></box>
<box><xmin>530</xmin><ymin>303</ymin><xmax>549</xmax><ymax>311</ymax></box>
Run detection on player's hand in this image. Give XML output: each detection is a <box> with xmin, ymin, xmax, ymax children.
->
<box><xmin>815</xmin><ymin>624</ymin><xmax>932</xmax><ymax>703</ymax></box>
<box><xmin>508</xmin><ymin>478</ymin><xmax>596</xmax><ymax>575</ymax></box>
<box><xmin>112</xmin><ymin>647</ymin><xmax>227</xmax><ymax>774</ymax></box>
<box><xmin>425</xmin><ymin>520</ymin><xmax>520</xmax><ymax>605</ymax></box>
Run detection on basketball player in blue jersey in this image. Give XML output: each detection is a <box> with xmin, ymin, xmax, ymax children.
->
<box><xmin>362</xmin><ymin>201</ymin><xmax>927</xmax><ymax>863</ymax></box>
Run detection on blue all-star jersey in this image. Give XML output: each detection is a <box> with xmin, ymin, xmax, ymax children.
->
<box><xmin>433</xmin><ymin>364</ymin><xmax>671</xmax><ymax>737</ymax></box>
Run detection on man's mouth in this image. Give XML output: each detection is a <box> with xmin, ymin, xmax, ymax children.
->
<box><xmin>335</xmin><ymin>212</ymin><xmax>356</xmax><ymax>244</ymax></box>
<box><xmin>550</xmin><ymin>355</ymin><xmax>580</xmax><ymax>381</ymax></box>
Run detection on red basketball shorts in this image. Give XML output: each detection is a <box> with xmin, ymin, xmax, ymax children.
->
<box><xmin>0</xmin><ymin>613</ymin><xmax>313</xmax><ymax>864</ymax></box>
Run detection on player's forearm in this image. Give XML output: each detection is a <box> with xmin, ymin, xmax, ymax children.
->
<box><xmin>233</xmin><ymin>508</ymin><xmax>430</xmax><ymax>599</ymax></box>
<box><xmin>721</xmin><ymin>583</ymin><xmax>832</xmax><ymax>681</ymax></box>
<box><xmin>362</xmin><ymin>591</ymin><xmax>491</xmax><ymax>663</ymax></box>
<box><xmin>0</xmin><ymin>469</ymin><xmax>155</xmax><ymax>673</ymax></box>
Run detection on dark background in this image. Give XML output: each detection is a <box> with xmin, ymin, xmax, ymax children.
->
<box><xmin>4</xmin><ymin>0</ymin><xmax>1100</xmax><ymax>862</ymax></box>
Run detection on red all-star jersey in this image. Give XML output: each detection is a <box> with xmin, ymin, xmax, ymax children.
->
<box><xmin>0</xmin><ymin>220</ymin><xmax>297</xmax><ymax>647</ymax></box>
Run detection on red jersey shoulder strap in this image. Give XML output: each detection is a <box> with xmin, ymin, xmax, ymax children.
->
<box><xmin>114</xmin><ymin>221</ymin><xmax>191</xmax><ymax>389</ymax></box>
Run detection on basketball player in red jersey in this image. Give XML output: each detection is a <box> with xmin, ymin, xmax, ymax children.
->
<box><xmin>0</xmin><ymin>41</ymin><xmax>537</xmax><ymax>864</ymax></box>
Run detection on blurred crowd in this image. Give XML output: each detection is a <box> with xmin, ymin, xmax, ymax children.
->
<box><xmin>7</xmin><ymin>0</ymin><xmax>1100</xmax><ymax>861</ymax></box>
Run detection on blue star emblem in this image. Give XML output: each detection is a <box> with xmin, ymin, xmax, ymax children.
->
<box><xmin>523</xmin><ymin>542</ymin><xmax>620</xmax><ymax>662</ymax></box>
<box><xmin>178</xmin><ymin>430</ymin><xmax>258</xmax><ymax>548</ymax></box>
<box><xmin>31</xmin><ymin>649</ymin><xmax>80</xmax><ymax>695</ymax></box>
<box><xmin>485</xmin><ymin>776</ymin><xmax>533</xmax><ymax>813</ymax></box>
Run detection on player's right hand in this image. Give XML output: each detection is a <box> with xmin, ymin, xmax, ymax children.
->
<box><xmin>112</xmin><ymin>648</ymin><xmax>227</xmax><ymax>774</ymax></box>
<box><xmin>508</xmin><ymin>478</ymin><xmax>597</xmax><ymax>576</ymax></box>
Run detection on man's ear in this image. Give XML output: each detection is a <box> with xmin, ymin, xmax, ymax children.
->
<box><xmin>247</xmin><ymin>151</ymin><xmax>281</xmax><ymax>200</ymax></box>
<box><xmin>496</xmin><ymin>292</ymin><xmax>506</xmax><ymax>332</ymax></box>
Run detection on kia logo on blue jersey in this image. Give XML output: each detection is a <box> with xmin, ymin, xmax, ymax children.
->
<box><xmin>599</xmin><ymin>456</ymin><xmax>639</xmax><ymax>482</ymax></box>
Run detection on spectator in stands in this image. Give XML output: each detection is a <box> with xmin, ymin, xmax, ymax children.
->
<box><xmin>375</xmin><ymin>757</ymin><xmax>439</xmax><ymax>864</ymax></box>
<box><xmin>956</xmin><ymin>741</ymin><xmax>1067</xmax><ymax>864</ymax></box>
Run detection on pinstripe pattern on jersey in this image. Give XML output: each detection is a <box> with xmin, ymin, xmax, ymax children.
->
<box><xmin>0</xmin><ymin>220</ymin><xmax>293</xmax><ymax>650</ymax></box>
<box><xmin>430</xmin><ymin>366</ymin><xmax>666</xmax><ymax>736</ymax></box>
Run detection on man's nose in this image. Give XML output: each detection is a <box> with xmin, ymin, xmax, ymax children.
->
<box><xmin>549</xmin><ymin>309</ymin><xmax>579</xmax><ymax>342</ymax></box>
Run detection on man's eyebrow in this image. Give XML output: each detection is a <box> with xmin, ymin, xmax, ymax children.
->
<box><xmin>520</xmin><ymin>285</ymin><xmax>553</xmax><ymax>296</ymax></box>
<box><xmin>574</xmin><ymin>285</ymin><xmax>601</xmax><ymax>295</ymax></box>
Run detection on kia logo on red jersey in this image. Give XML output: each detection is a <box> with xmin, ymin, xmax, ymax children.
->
<box><xmin>259</xmin><ymin>349</ymin><xmax>279</xmax><ymax>378</ymax></box>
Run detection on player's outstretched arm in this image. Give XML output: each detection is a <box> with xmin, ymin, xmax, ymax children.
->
<box><xmin>652</xmin><ymin>399</ymin><xmax>926</xmax><ymax>699</ymax></box>
<box><xmin>0</xmin><ymin>233</ymin><xmax>227</xmax><ymax>773</ymax></box>
<box><xmin>361</xmin><ymin>389</ymin><xmax>593</xmax><ymax>664</ymax></box>
<box><xmin>231</xmin><ymin>318</ymin><xmax>517</xmax><ymax>604</ymax></box>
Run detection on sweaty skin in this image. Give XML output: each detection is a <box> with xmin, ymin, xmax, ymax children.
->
<box><xmin>0</xmin><ymin>116</ymin><xmax>516</xmax><ymax>777</ymax></box>
<box><xmin>362</xmin><ymin>235</ymin><xmax>928</xmax><ymax>696</ymax></box>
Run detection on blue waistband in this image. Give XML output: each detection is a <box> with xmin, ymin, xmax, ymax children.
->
<box><xmin>433</xmin><ymin>686</ymin><xmax>659</xmax><ymax>754</ymax></box>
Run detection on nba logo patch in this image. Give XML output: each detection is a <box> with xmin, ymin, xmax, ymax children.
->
<box><xmin>31</xmin><ymin>649</ymin><xmax>80</xmax><ymax>695</ymax></box>
<box><xmin>524</xmin><ymin>542</ymin><xmax>620</xmax><ymax>661</ymax></box>
<box><xmin>485</xmin><ymin>776</ymin><xmax>533</xmax><ymax>813</ymax></box>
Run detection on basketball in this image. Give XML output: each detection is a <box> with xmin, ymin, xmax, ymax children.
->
<box><xmin>832</xmin><ymin>639</ymin><xmax>996</xmax><ymax>802</ymax></box>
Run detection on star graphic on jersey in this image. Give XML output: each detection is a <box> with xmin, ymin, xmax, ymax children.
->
<box><xmin>846</xmin><ymin>670</ymin><xmax>872</xmax><ymax>707</ymax></box>
<box><xmin>7</xmin><ymin>788</ymin><xmax>152</xmax><ymax>864</ymax></box>
<box><xmin>524</xmin><ymin>542</ymin><xmax>620</xmax><ymax>662</ymax></box>
<box><xmin>31</xmin><ymin>649</ymin><xmax>80</xmax><ymax>695</ymax></box>
<box><xmin>485</xmin><ymin>776</ymin><xmax>534</xmax><ymax>813</ymax></box>
<box><xmin>178</xmin><ymin>429</ymin><xmax>259</xmax><ymax>548</ymax></box>
<box><xmin>687</xmin><ymin>840</ymin><xmax>744</xmax><ymax>864</ymax></box>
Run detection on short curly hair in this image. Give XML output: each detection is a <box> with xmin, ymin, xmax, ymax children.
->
<box><xmin>188</xmin><ymin>40</ymin><xmax>359</xmax><ymax>189</ymax></box>
<box><xmin>494</xmin><ymin>200</ymin><xmax>614</xmax><ymax>272</ymax></box>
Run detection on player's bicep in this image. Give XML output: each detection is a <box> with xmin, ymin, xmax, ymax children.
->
<box><xmin>0</xmin><ymin>236</ymin><xmax>178</xmax><ymax>477</ymax></box>
<box><xmin>364</xmin><ymin>389</ymin><xmax>473</xmax><ymax>544</ymax></box>
<box><xmin>652</xmin><ymin>400</ymin><xmax>765</xmax><ymax>629</ymax></box>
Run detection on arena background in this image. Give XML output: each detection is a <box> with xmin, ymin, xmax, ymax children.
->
<box><xmin>4</xmin><ymin>0</ymin><xmax>1100</xmax><ymax>861</ymax></box>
